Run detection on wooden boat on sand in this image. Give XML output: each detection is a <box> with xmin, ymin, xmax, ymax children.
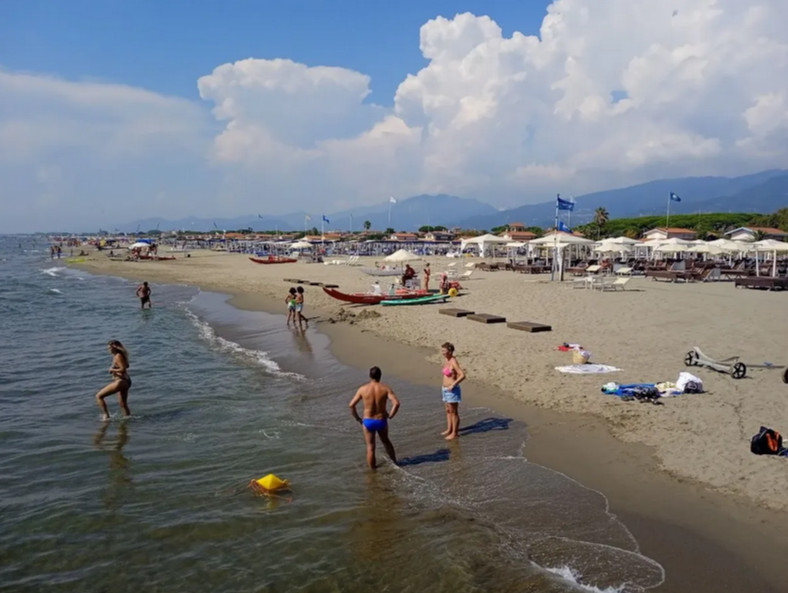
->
<box><xmin>249</xmin><ymin>256</ymin><xmax>298</xmax><ymax>264</ymax></box>
<box><xmin>322</xmin><ymin>286</ymin><xmax>429</xmax><ymax>305</ymax></box>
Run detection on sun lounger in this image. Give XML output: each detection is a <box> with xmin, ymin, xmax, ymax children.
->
<box><xmin>467</xmin><ymin>313</ymin><xmax>507</xmax><ymax>324</ymax></box>
<box><xmin>598</xmin><ymin>277</ymin><xmax>630</xmax><ymax>291</ymax></box>
<box><xmin>507</xmin><ymin>321</ymin><xmax>552</xmax><ymax>332</ymax></box>
<box><xmin>734</xmin><ymin>277</ymin><xmax>788</xmax><ymax>291</ymax></box>
<box><xmin>615</xmin><ymin>266</ymin><xmax>633</xmax><ymax>276</ymax></box>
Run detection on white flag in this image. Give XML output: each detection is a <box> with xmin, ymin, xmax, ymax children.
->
<box><xmin>389</xmin><ymin>196</ymin><xmax>397</xmax><ymax>204</ymax></box>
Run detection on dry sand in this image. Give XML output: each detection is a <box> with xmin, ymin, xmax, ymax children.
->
<box><xmin>70</xmin><ymin>249</ymin><xmax>788</xmax><ymax>589</ymax></box>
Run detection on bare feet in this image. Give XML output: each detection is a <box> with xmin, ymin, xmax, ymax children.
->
<box><xmin>440</xmin><ymin>429</ymin><xmax>450</xmax><ymax>436</ymax></box>
<box><xmin>445</xmin><ymin>434</ymin><xmax>458</xmax><ymax>440</ymax></box>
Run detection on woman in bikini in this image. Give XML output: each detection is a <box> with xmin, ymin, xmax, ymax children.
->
<box><xmin>96</xmin><ymin>340</ymin><xmax>132</xmax><ymax>420</ymax></box>
<box><xmin>440</xmin><ymin>341</ymin><xmax>465</xmax><ymax>440</ymax></box>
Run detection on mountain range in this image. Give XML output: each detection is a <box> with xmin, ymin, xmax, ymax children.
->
<box><xmin>122</xmin><ymin>169</ymin><xmax>788</xmax><ymax>233</ymax></box>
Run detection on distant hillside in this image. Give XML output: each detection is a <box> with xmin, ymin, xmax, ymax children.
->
<box><xmin>458</xmin><ymin>169</ymin><xmax>787</xmax><ymax>230</ymax></box>
<box><xmin>121</xmin><ymin>194</ymin><xmax>498</xmax><ymax>233</ymax></box>
<box><xmin>120</xmin><ymin>169</ymin><xmax>787</xmax><ymax>233</ymax></box>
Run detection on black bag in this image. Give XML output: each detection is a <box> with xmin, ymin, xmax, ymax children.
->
<box><xmin>750</xmin><ymin>426</ymin><xmax>783</xmax><ymax>455</ymax></box>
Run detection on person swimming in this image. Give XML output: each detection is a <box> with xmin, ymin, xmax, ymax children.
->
<box><xmin>349</xmin><ymin>366</ymin><xmax>400</xmax><ymax>469</ymax></box>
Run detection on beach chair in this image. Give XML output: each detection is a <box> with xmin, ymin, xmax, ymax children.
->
<box><xmin>599</xmin><ymin>277</ymin><xmax>630</xmax><ymax>291</ymax></box>
<box><xmin>590</xmin><ymin>276</ymin><xmax>616</xmax><ymax>291</ymax></box>
<box><xmin>585</xmin><ymin>264</ymin><xmax>602</xmax><ymax>275</ymax></box>
<box><xmin>616</xmin><ymin>266</ymin><xmax>633</xmax><ymax>276</ymax></box>
<box><xmin>458</xmin><ymin>270</ymin><xmax>475</xmax><ymax>281</ymax></box>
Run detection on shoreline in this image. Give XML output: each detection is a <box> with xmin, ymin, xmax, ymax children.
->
<box><xmin>70</xmin><ymin>251</ymin><xmax>788</xmax><ymax>591</ymax></box>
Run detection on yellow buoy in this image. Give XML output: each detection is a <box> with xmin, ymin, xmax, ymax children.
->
<box><xmin>448</xmin><ymin>287</ymin><xmax>458</xmax><ymax>297</ymax></box>
<box><xmin>253</xmin><ymin>473</ymin><xmax>290</xmax><ymax>492</ymax></box>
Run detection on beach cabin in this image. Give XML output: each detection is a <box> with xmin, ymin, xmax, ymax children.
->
<box><xmin>424</xmin><ymin>231</ymin><xmax>455</xmax><ymax>242</ymax></box>
<box><xmin>502</xmin><ymin>230</ymin><xmax>538</xmax><ymax>242</ymax></box>
<box><xmin>389</xmin><ymin>232</ymin><xmax>419</xmax><ymax>242</ymax></box>
<box><xmin>724</xmin><ymin>227</ymin><xmax>788</xmax><ymax>242</ymax></box>
<box><xmin>642</xmin><ymin>227</ymin><xmax>697</xmax><ymax>241</ymax></box>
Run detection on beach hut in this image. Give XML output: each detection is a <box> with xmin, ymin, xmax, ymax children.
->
<box><xmin>753</xmin><ymin>239</ymin><xmax>788</xmax><ymax>277</ymax></box>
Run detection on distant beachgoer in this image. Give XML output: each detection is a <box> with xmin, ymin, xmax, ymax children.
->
<box><xmin>423</xmin><ymin>263</ymin><xmax>431</xmax><ymax>291</ymax></box>
<box><xmin>439</xmin><ymin>272</ymin><xmax>450</xmax><ymax>294</ymax></box>
<box><xmin>56</xmin><ymin>246</ymin><xmax>62</xmax><ymax>259</ymax></box>
<box><xmin>96</xmin><ymin>340</ymin><xmax>132</xmax><ymax>420</ymax></box>
<box><xmin>295</xmin><ymin>286</ymin><xmax>307</xmax><ymax>327</ymax></box>
<box><xmin>349</xmin><ymin>366</ymin><xmax>400</xmax><ymax>469</ymax></box>
<box><xmin>440</xmin><ymin>342</ymin><xmax>465</xmax><ymax>440</ymax></box>
<box><xmin>402</xmin><ymin>264</ymin><xmax>416</xmax><ymax>288</ymax></box>
<box><xmin>135</xmin><ymin>281</ymin><xmax>152</xmax><ymax>309</ymax></box>
<box><xmin>285</xmin><ymin>287</ymin><xmax>297</xmax><ymax>325</ymax></box>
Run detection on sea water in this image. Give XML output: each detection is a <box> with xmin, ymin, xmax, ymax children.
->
<box><xmin>0</xmin><ymin>236</ymin><xmax>664</xmax><ymax>592</ymax></box>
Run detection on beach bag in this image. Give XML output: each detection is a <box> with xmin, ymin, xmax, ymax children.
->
<box><xmin>572</xmin><ymin>349</ymin><xmax>591</xmax><ymax>365</ymax></box>
<box><xmin>676</xmin><ymin>372</ymin><xmax>703</xmax><ymax>393</ymax></box>
<box><xmin>750</xmin><ymin>426</ymin><xmax>782</xmax><ymax>455</ymax></box>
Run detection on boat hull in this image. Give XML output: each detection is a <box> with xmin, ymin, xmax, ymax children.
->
<box><xmin>322</xmin><ymin>286</ymin><xmax>428</xmax><ymax>305</ymax></box>
<box><xmin>249</xmin><ymin>256</ymin><xmax>298</xmax><ymax>264</ymax></box>
<box><xmin>380</xmin><ymin>294</ymin><xmax>450</xmax><ymax>306</ymax></box>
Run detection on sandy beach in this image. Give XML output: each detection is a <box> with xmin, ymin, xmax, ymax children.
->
<box><xmin>70</xmin><ymin>249</ymin><xmax>788</xmax><ymax>589</ymax></box>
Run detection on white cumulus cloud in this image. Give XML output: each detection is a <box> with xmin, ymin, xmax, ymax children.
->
<box><xmin>3</xmin><ymin>0</ymin><xmax>788</xmax><ymax>232</ymax></box>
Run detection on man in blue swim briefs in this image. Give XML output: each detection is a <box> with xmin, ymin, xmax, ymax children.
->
<box><xmin>349</xmin><ymin>366</ymin><xmax>400</xmax><ymax>469</ymax></box>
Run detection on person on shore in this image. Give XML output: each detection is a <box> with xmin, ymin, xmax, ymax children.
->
<box><xmin>285</xmin><ymin>287</ymin><xmax>297</xmax><ymax>325</ymax></box>
<box><xmin>96</xmin><ymin>340</ymin><xmax>132</xmax><ymax>420</ymax></box>
<box><xmin>423</xmin><ymin>262</ymin><xmax>431</xmax><ymax>291</ymax></box>
<box><xmin>440</xmin><ymin>342</ymin><xmax>465</xmax><ymax>440</ymax></box>
<box><xmin>439</xmin><ymin>272</ymin><xmax>450</xmax><ymax>294</ymax></box>
<box><xmin>349</xmin><ymin>366</ymin><xmax>400</xmax><ymax>469</ymax></box>
<box><xmin>295</xmin><ymin>286</ymin><xmax>307</xmax><ymax>328</ymax></box>
<box><xmin>402</xmin><ymin>264</ymin><xmax>416</xmax><ymax>288</ymax></box>
<box><xmin>135</xmin><ymin>281</ymin><xmax>152</xmax><ymax>309</ymax></box>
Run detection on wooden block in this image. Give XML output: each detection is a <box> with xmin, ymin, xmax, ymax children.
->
<box><xmin>309</xmin><ymin>281</ymin><xmax>323</xmax><ymax>286</ymax></box>
<box><xmin>439</xmin><ymin>308</ymin><xmax>475</xmax><ymax>317</ymax></box>
<box><xmin>283</xmin><ymin>278</ymin><xmax>300</xmax><ymax>283</ymax></box>
<box><xmin>467</xmin><ymin>313</ymin><xmax>506</xmax><ymax>324</ymax></box>
<box><xmin>507</xmin><ymin>321</ymin><xmax>552</xmax><ymax>333</ymax></box>
<box><xmin>323</xmin><ymin>283</ymin><xmax>339</xmax><ymax>288</ymax></box>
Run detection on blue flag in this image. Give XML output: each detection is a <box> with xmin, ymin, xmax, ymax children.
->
<box><xmin>669</xmin><ymin>192</ymin><xmax>681</xmax><ymax>202</ymax></box>
<box><xmin>557</xmin><ymin>196</ymin><xmax>574</xmax><ymax>211</ymax></box>
<box><xmin>558</xmin><ymin>221</ymin><xmax>572</xmax><ymax>233</ymax></box>
<box><xmin>322</xmin><ymin>215</ymin><xmax>330</xmax><ymax>224</ymax></box>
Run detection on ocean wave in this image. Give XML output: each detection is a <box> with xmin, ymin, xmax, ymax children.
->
<box><xmin>40</xmin><ymin>267</ymin><xmax>65</xmax><ymax>277</ymax></box>
<box><xmin>47</xmin><ymin>288</ymin><xmax>63</xmax><ymax>295</ymax></box>
<box><xmin>183</xmin><ymin>308</ymin><xmax>305</xmax><ymax>380</ymax></box>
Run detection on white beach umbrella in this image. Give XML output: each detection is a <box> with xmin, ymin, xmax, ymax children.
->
<box><xmin>290</xmin><ymin>240</ymin><xmax>313</xmax><ymax>249</ymax></box>
<box><xmin>128</xmin><ymin>241</ymin><xmax>151</xmax><ymax>250</ymax></box>
<box><xmin>529</xmin><ymin>232</ymin><xmax>594</xmax><ymax>245</ymax></box>
<box><xmin>384</xmin><ymin>248</ymin><xmax>421</xmax><ymax>263</ymax></box>
<box><xmin>599</xmin><ymin>236</ymin><xmax>640</xmax><ymax>245</ymax></box>
<box><xmin>653</xmin><ymin>243</ymin><xmax>690</xmax><ymax>253</ymax></box>
<box><xmin>753</xmin><ymin>239</ymin><xmax>788</xmax><ymax>277</ymax></box>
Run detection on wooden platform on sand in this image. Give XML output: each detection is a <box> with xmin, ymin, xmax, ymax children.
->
<box><xmin>506</xmin><ymin>321</ymin><xmax>552</xmax><ymax>333</ymax></box>
<box><xmin>439</xmin><ymin>308</ymin><xmax>475</xmax><ymax>317</ymax></box>
<box><xmin>467</xmin><ymin>313</ymin><xmax>507</xmax><ymax>324</ymax></box>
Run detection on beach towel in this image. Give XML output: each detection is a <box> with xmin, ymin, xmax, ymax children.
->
<box><xmin>555</xmin><ymin>364</ymin><xmax>620</xmax><ymax>374</ymax></box>
<box><xmin>557</xmin><ymin>343</ymin><xmax>583</xmax><ymax>352</ymax></box>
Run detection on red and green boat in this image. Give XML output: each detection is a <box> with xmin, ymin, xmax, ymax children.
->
<box><xmin>322</xmin><ymin>286</ymin><xmax>429</xmax><ymax>305</ymax></box>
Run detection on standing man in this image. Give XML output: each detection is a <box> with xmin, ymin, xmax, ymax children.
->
<box><xmin>135</xmin><ymin>281</ymin><xmax>152</xmax><ymax>309</ymax></box>
<box><xmin>349</xmin><ymin>366</ymin><xmax>400</xmax><ymax>469</ymax></box>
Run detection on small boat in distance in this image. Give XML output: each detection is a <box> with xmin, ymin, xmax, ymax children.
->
<box><xmin>249</xmin><ymin>256</ymin><xmax>298</xmax><ymax>264</ymax></box>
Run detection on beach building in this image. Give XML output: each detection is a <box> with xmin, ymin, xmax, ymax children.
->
<box><xmin>724</xmin><ymin>226</ymin><xmax>788</xmax><ymax>242</ymax></box>
<box><xmin>642</xmin><ymin>227</ymin><xmax>697</xmax><ymax>241</ymax></box>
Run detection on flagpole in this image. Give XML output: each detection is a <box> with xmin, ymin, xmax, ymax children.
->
<box><xmin>551</xmin><ymin>194</ymin><xmax>559</xmax><ymax>281</ymax></box>
<box><xmin>388</xmin><ymin>205</ymin><xmax>391</xmax><ymax>229</ymax></box>
<box><xmin>666</xmin><ymin>192</ymin><xmax>671</xmax><ymax>232</ymax></box>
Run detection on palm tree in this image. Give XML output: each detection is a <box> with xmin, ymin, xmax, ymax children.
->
<box><xmin>363</xmin><ymin>220</ymin><xmax>371</xmax><ymax>231</ymax></box>
<box><xmin>593</xmin><ymin>207</ymin><xmax>609</xmax><ymax>240</ymax></box>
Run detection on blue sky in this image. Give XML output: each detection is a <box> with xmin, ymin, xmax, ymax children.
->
<box><xmin>2</xmin><ymin>1</ymin><xmax>548</xmax><ymax>104</ymax></box>
<box><xmin>1</xmin><ymin>0</ymin><xmax>787</xmax><ymax>232</ymax></box>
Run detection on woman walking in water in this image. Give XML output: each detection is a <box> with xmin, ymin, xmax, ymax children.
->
<box><xmin>96</xmin><ymin>340</ymin><xmax>132</xmax><ymax>420</ymax></box>
<box><xmin>440</xmin><ymin>342</ymin><xmax>465</xmax><ymax>440</ymax></box>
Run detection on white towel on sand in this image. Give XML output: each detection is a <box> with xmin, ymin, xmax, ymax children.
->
<box><xmin>555</xmin><ymin>364</ymin><xmax>621</xmax><ymax>374</ymax></box>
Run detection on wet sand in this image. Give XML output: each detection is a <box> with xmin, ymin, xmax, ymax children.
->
<box><xmin>72</xmin><ymin>249</ymin><xmax>788</xmax><ymax>591</ymax></box>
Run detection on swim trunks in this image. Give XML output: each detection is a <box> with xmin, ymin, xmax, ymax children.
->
<box><xmin>296</xmin><ymin>304</ymin><xmax>303</xmax><ymax>312</ymax></box>
<box><xmin>362</xmin><ymin>418</ymin><xmax>387</xmax><ymax>432</ymax></box>
<box><xmin>140</xmin><ymin>296</ymin><xmax>150</xmax><ymax>305</ymax></box>
<box><xmin>441</xmin><ymin>385</ymin><xmax>461</xmax><ymax>403</ymax></box>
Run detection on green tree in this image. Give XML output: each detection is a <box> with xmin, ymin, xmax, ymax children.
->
<box><xmin>419</xmin><ymin>225</ymin><xmax>434</xmax><ymax>233</ymax></box>
<box><xmin>385</xmin><ymin>227</ymin><xmax>395</xmax><ymax>235</ymax></box>
<box><xmin>363</xmin><ymin>220</ymin><xmax>371</xmax><ymax>231</ymax></box>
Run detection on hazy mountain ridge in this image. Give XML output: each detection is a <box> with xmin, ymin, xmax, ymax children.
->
<box><xmin>119</xmin><ymin>170</ymin><xmax>787</xmax><ymax>233</ymax></box>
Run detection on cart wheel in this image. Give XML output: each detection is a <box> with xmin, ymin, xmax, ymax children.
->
<box><xmin>782</xmin><ymin>367</ymin><xmax>788</xmax><ymax>384</ymax></box>
<box><xmin>731</xmin><ymin>362</ymin><xmax>746</xmax><ymax>379</ymax></box>
<box><xmin>684</xmin><ymin>350</ymin><xmax>698</xmax><ymax>366</ymax></box>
